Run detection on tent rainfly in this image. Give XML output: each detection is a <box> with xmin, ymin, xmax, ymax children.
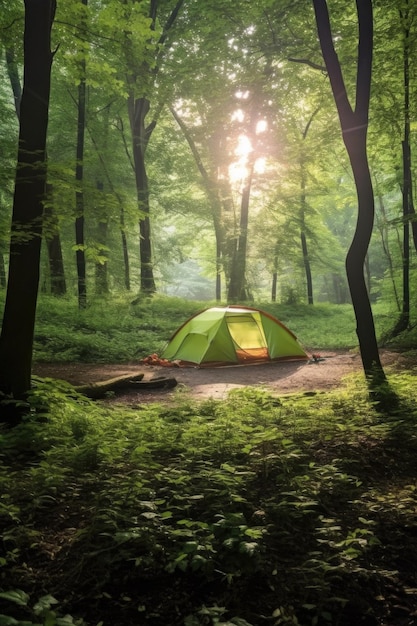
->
<box><xmin>161</xmin><ymin>305</ymin><xmax>309</xmax><ymax>366</ymax></box>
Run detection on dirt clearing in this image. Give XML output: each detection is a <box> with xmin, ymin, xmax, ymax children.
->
<box><xmin>33</xmin><ymin>349</ymin><xmax>415</xmax><ymax>403</ymax></box>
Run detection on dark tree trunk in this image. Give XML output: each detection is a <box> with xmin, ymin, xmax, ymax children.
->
<box><xmin>391</xmin><ymin>2</ymin><xmax>414</xmax><ymax>336</ymax></box>
<box><xmin>312</xmin><ymin>0</ymin><xmax>386</xmax><ymax>387</ymax></box>
<box><xmin>44</xmin><ymin>184</ymin><xmax>66</xmax><ymax>295</ymax></box>
<box><xmin>0</xmin><ymin>0</ymin><xmax>55</xmax><ymax>398</ymax></box>
<box><xmin>95</xmin><ymin>204</ymin><xmax>109</xmax><ymax>296</ymax></box>
<box><xmin>75</xmin><ymin>1</ymin><xmax>88</xmax><ymax>309</ymax></box>
<box><xmin>128</xmin><ymin>96</ymin><xmax>156</xmax><ymax>294</ymax></box>
<box><xmin>6</xmin><ymin>41</ymin><xmax>65</xmax><ymax>297</ymax></box>
<box><xmin>271</xmin><ymin>271</ymin><xmax>277</xmax><ymax>302</ymax></box>
<box><xmin>120</xmin><ymin>207</ymin><xmax>131</xmax><ymax>291</ymax></box>
<box><xmin>124</xmin><ymin>1</ymin><xmax>184</xmax><ymax>295</ymax></box>
<box><xmin>300</xmin><ymin>231</ymin><xmax>313</xmax><ymax>304</ymax></box>
<box><xmin>400</xmin><ymin>1</ymin><xmax>417</xmax><ymax>255</ymax></box>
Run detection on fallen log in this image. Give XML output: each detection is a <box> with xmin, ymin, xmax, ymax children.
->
<box><xmin>75</xmin><ymin>373</ymin><xmax>144</xmax><ymax>399</ymax></box>
<box><xmin>75</xmin><ymin>373</ymin><xmax>177</xmax><ymax>399</ymax></box>
<box><xmin>129</xmin><ymin>376</ymin><xmax>178</xmax><ymax>390</ymax></box>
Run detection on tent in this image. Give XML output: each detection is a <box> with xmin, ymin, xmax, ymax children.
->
<box><xmin>161</xmin><ymin>305</ymin><xmax>309</xmax><ymax>366</ymax></box>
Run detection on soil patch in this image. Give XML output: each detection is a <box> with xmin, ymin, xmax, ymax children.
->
<box><xmin>33</xmin><ymin>349</ymin><xmax>416</xmax><ymax>404</ymax></box>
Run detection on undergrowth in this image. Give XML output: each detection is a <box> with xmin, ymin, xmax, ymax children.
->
<box><xmin>1</xmin><ymin>375</ymin><xmax>417</xmax><ymax>625</ymax></box>
<box><xmin>30</xmin><ymin>294</ymin><xmax>413</xmax><ymax>363</ymax></box>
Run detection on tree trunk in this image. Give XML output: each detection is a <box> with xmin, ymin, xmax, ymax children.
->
<box><xmin>400</xmin><ymin>1</ymin><xmax>417</xmax><ymax>255</ymax></box>
<box><xmin>300</xmin><ymin>231</ymin><xmax>313</xmax><ymax>304</ymax></box>
<box><xmin>271</xmin><ymin>271</ymin><xmax>277</xmax><ymax>302</ymax></box>
<box><xmin>299</xmin><ymin>110</ymin><xmax>319</xmax><ymax>305</ymax></box>
<box><xmin>44</xmin><ymin>184</ymin><xmax>66</xmax><ymax>295</ymax></box>
<box><xmin>374</xmin><ymin>182</ymin><xmax>400</xmax><ymax>311</ymax></box>
<box><xmin>6</xmin><ymin>40</ymin><xmax>65</xmax><ymax>298</ymax></box>
<box><xmin>312</xmin><ymin>0</ymin><xmax>386</xmax><ymax>387</ymax></box>
<box><xmin>227</xmin><ymin>165</ymin><xmax>253</xmax><ymax>302</ymax></box>
<box><xmin>170</xmin><ymin>106</ymin><xmax>227</xmax><ymax>302</ymax></box>
<box><xmin>128</xmin><ymin>96</ymin><xmax>156</xmax><ymax>295</ymax></box>
<box><xmin>75</xmin><ymin>1</ymin><xmax>88</xmax><ymax>309</ymax></box>
<box><xmin>95</xmin><ymin>215</ymin><xmax>109</xmax><ymax>295</ymax></box>
<box><xmin>391</xmin><ymin>2</ymin><xmax>414</xmax><ymax>336</ymax></box>
<box><xmin>0</xmin><ymin>0</ymin><xmax>55</xmax><ymax>398</ymax></box>
<box><xmin>120</xmin><ymin>207</ymin><xmax>131</xmax><ymax>291</ymax></box>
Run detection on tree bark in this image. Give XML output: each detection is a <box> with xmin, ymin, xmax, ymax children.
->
<box><xmin>299</xmin><ymin>109</ymin><xmax>319</xmax><ymax>305</ymax></box>
<box><xmin>227</xmin><ymin>163</ymin><xmax>253</xmax><ymax>302</ymax></box>
<box><xmin>44</xmin><ymin>187</ymin><xmax>67</xmax><ymax>296</ymax></box>
<box><xmin>391</xmin><ymin>2</ymin><xmax>414</xmax><ymax>335</ymax></box>
<box><xmin>75</xmin><ymin>2</ymin><xmax>88</xmax><ymax>309</ymax></box>
<box><xmin>128</xmin><ymin>95</ymin><xmax>156</xmax><ymax>294</ymax></box>
<box><xmin>312</xmin><ymin>0</ymin><xmax>385</xmax><ymax>386</ymax></box>
<box><xmin>0</xmin><ymin>0</ymin><xmax>55</xmax><ymax>398</ymax></box>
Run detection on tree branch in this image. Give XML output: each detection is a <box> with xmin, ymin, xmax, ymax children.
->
<box><xmin>287</xmin><ymin>56</ymin><xmax>326</xmax><ymax>72</ymax></box>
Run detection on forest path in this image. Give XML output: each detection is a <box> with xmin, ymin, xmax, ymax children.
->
<box><xmin>33</xmin><ymin>349</ymin><xmax>415</xmax><ymax>404</ymax></box>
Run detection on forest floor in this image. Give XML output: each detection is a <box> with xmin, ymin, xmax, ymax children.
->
<box><xmin>33</xmin><ymin>349</ymin><xmax>416</xmax><ymax>403</ymax></box>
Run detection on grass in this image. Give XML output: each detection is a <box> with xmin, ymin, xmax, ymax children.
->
<box><xmin>1</xmin><ymin>375</ymin><xmax>417</xmax><ymax>625</ymax></box>
<box><xmin>29</xmin><ymin>294</ymin><xmax>414</xmax><ymax>363</ymax></box>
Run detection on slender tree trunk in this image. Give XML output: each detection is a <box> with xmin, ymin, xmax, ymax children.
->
<box><xmin>94</xmin><ymin>221</ymin><xmax>109</xmax><ymax>295</ymax></box>
<box><xmin>128</xmin><ymin>96</ymin><xmax>156</xmax><ymax>294</ymax></box>
<box><xmin>120</xmin><ymin>207</ymin><xmax>131</xmax><ymax>291</ymax></box>
<box><xmin>0</xmin><ymin>0</ymin><xmax>55</xmax><ymax>399</ymax></box>
<box><xmin>374</xmin><ymin>183</ymin><xmax>400</xmax><ymax>311</ymax></box>
<box><xmin>300</xmin><ymin>231</ymin><xmax>313</xmax><ymax>304</ymax></box>
<box><xmin>75</xmin><ymin>0</ymin><xmax>88</xmax><ymax>309</ymax></box>
<box><xmin>227</xmin><ymin>164</ymin><xmax>254</xmax><ymax>302</ymax></box>
<box><xmin>299</xmin><ymin>110</ymin><xmax>319</xmax><ymax>305</ymax></box>
<box><xmin>271</xmin><ymin>272</ymin><xmax>277</xmax><ymax>302</ymax></box>
<box><xmin>88</xmin><ymin>116</ymin><xmax>131</xmax><ymax>291</ymax></box>
<box><xmin>95</xmin><ymin>180</ymin><xmax>109</xmax><ymax>296</ymax></box>
<box><xmin>391</xmin><ymin>2</ymin><xmax>414</xmax><ymax>335</ymax></box>
<box><xmin>170</xmin><ymin>106</ymin><xmax>227</xmax><ymax>301</ymax></box>
<box><xmin>44</xmin><ymin>185</ymin><xmax>66</xmax><ymax>295</ymax></box>
<box><xmin>312</xmin><ymin>0</ymin><xmax>386</xmax><ymax>387</ymax></box>
<box><xmin>400</xmin><ymin>1</ymin><xmax>417</xmax><ymax>255</ymax></box>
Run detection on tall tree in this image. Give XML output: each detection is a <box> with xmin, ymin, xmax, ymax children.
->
<box><xmin>0</xmin><ymin>0</ymin><xmax>56</xmax><ymax>399</ymax></box>
<box><xmin>74</xmin><ymin>0</ymin><xmax>88</xmax><ymax>308</ymax></box>
<box><xmin>125</xmin><ymin>0</ymin><xmax>184</xmax><ymax>295</ymax></box>
<box><xmin>312</xmin><ymin>0</ymin><xmax>386</xmax><ymax>386</ymax></box>
<box><xmin>2</xmin><ymin>17</ymin><xmax>66</xmax><ymax>298</ymax></box>
<box><xmin>390</xmin><ymin>0</ymin><xmax>416</xmax><ymax>335</ymax></box>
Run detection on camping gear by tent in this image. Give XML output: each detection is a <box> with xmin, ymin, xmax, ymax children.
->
<box><xmin>161</xmin><ymin>305</ymin><xmax>308</xmax><ymax>366</ymax></box>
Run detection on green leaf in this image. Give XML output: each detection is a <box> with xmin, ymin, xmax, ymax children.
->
<box><xmin>0</xmin><ymin>590</ymin><xmax>30</xmax><ymax>606</ymax></box>
<box><xmin>33</xmin><ymin>595</ymin><xmax>59</xmax><ymax>615</ymax></box>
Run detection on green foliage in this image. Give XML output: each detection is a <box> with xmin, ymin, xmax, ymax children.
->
<box><xmin>13</xmin><ymin>294</ymin><xmax>403</xmax><ymax>364</ymax></box>
<box><xmin>1</xmin><ymin>374</ymin><xmax>417</xmax><ymax>624</ymax></box>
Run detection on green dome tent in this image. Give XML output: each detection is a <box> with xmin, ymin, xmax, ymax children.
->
<box><xmin>161</xmin><ymin>305</ymin><xmax>309</xmax><ymax>366</ymax></box>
